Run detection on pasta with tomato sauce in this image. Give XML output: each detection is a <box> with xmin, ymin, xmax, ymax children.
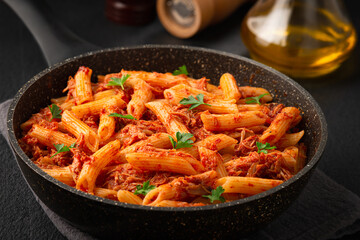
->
<box><xmin>18</xmin><ymin>66</ymin><xmax>306</xmax><ymax>207</ymax></box>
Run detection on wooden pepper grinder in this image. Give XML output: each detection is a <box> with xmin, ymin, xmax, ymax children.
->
<box><xmin>157</xmin><ymin>0</ymin><xmax>247</xmax><ymax>38</ymax></box>
<box><xmin>106</xmin><ymin>0</ymin><xmax>156</xmax><ymax>25</ymax></box>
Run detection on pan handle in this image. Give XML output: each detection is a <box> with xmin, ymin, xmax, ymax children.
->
<box><xmin>3</xmin><ymin>0</ymin><xmax>99</xmax><ymax>66</ymax></box>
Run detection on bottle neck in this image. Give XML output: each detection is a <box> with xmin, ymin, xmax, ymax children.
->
<box><xmin>105</xmin><ymin>0</ymin><xmax>156</xmax><ymax>25</ymax></box>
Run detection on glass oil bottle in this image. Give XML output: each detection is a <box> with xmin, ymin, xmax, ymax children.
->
<box><xmin>241</xmin><ymin>0</ymin><xmax>357</xmax><ymax>78</ymax></box>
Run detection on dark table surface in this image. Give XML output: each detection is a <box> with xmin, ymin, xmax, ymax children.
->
<box><xmin>1</xmin><ymin>0</ymin><xmax>359</xmax><ymax>239</ymax></box>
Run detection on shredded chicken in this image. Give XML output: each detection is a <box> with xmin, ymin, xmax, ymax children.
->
<box><xmin>118</xmin><ymin>120</ymin><xmax>166</xmax><ymax>147</ymax></box>
<box><xmin>235</xmin><ymin>135</ymin><xmax>258</xmax><ymax>157</ymax></box>
<box><xmin>226</xmin><ymin>151</ymin><xmax>293</xmax><ymax>181</ymax></box>
<box><xmin>69</xmin><ymin>149</ymin><xmax>93</xmax><ymax>181</ymax></box>
<box><xmin>104</xmin><ymin>163</ymin><xmax>178</xmax><ymax>192</ymax></box>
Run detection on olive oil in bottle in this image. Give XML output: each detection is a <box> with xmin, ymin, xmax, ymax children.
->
<box><xmin>241</xmin><ymin>0</ymin><xmax>357</xmax><ymax>78</ymax></box>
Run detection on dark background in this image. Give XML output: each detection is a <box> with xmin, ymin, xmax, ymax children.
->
<box><xmin>0</xmin><ymin>0</ymin><xmax>359</xmax><ymax>239</ymax></box>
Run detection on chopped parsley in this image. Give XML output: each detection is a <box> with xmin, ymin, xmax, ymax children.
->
<box><xmin>245</xmin><ymin>93</ymin><xmax>269</xmax><ymax>105</ymax></box>
<box><xmin>202</xmin><ymin>186</ymin><xmax>226</xmax><ymax>203</ymax></box>
<box><xmin>172</xmin><ymin>65</ymin><xmax>188</xmax><ymax>76</ymax></box>
<box><xmin>50</xmin><ymin>143</ymin><xmax>76</xmax><ymax>158</ymax></box>
<box><xmin>256</xmin><ymin>141</ymin><xmax>276</xmax><ymax>154</ymax></box>
<box><xmin>107</xmin><ymin>74</ymin><xmax>130</xmax><ymax>90</ymax></box>
<box><xmin>49</xmin><ymin>104</ymin><xmax>62</xmax><ymax>120</ymax></box>
<box><xmin>108</xmin><ymin>113</ymin><xmax>137</xmax><ymax>120</ymax></box>
<box><xmin>134</xmin><ymin>180</ymin><xmax>156</xmax><ymax>196</ymax></box>
<box><xmin>179</xmin><ymin>94</ymin><xmax>211</xmax><ymax>110</ymax></box>
<box><xmin>169</xmin><ymin>132</ymin><xmax>194</xmax><ymax>149</ymax></box>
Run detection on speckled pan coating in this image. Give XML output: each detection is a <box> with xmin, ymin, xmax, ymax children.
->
<box><xmin>7</xmin><ymin>45</ymin><xmax>327</xmax><ymax>239</ymax></box>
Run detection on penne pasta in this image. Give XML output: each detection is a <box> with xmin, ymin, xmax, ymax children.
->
<box><xmin>154</xmin><ymin>200</ymin><xmax>205</xmax><ymax>207</ymax></box>
<box><xmin>76</xmin><ymin>140</ymin><xmax>121</xmax><ymax>193</ymax></box>
<box><xmin>60</xmin><ymin>99</ymin><xmax>76</xmax><ymax>111</ymax></box>
<box><xmin>97</xmin><ymin>75</ymin><xmax>105</xmax><ymax>83</ymax></box>
<box><xmin>164</xmin><ymin>84</ymin><xmax>217</xmax><ymax>105</ymax></box>
<box><xmin>260</xmin><ymin>107</ymin><xmax>301</xmax><ymax>145</ymax></box>
<box><xmin>196</xmin><ymin>99</ymin><xmax>239</xmax><ymax>114</ymax></box>
<box><xmin>93</xmin><ymin>89</ymin><xmax>119</xmax><ymax>100</ymax></box>
<box><xmin>126</xmin><ymin>151</ymin><xmax>202</xmax><ymax>175</ymax></box>
<box><xmin>198</xmin><ymin>147</ymin><xmax>227</xmax><ymax>178</ymax></box>
<box><xmin>219</xmin><ymin>73</ymin><xmax>241</xmax><ymax>101</ymax></box>
<box><xmin>28</xmin><ymin>124</ymin><xmax>76</xmax><ymax>148</ymax></box>
<box><xmin>117</xmin><ymin>190</ymin><xmax>143</xmax><ymax>205</ymax></box>
<box><xmin>122</xmin><ymin>70</ymin><xmax>190</xmax><ymax>89</ymax></box>
<box><xmin>237</xmin><ymin>104</ymin><xmax>265</xmax><ymax>112</ymax></box>
<box><xmin>143</xmin><ymin>184</ymin><xmax>177</xmax><ymax>206</ymax></box>
<box><xmin>222</xmin><ymin>153</ymin><xmax>234</xmax><ymax>163</ymax></box>
<box><xmin>98</xmin><ymin>98</ymin><xmax>118</xmax><ymax>141</ymax></box>
<box><xmin>296</xmin><ymin>143</ymin><xmax>307</xmax><ymax>173</ymax></box>
<box><xmin>145</xmin><ymin>100</ymin><xmax>193</xmax><ymax>140</ymax></box>
<box><xmin>74</xmin><ymin>66</ymin><xmax>93</xmax><ymax>104</ymax></box>
<box><xmin>94</xmin><ymin>188</ymin><xmax>118</xmax><ymax>200</ymax></box>
<box><xmin>43</xmin><ymin>166</ymin><xmax>75</xmax><ymax>186</ymax></box>
<box><xmin>71</xmin><ymin>94</ymin><xmax>126</xmax><ymax>119</ymax></box>
<box><xmin>200</xmin><ymin>111</ymin><xmax>267</xmax><ymax>131</ymax></box>
<box><xmin>180</xmin><ymin>134</ymin><xmax>238</xmax><ymax>159</ymax></box>
<box><xmin>126</xmin><ymin>78</ymin><xmax>154</xmax><ymax>119</ymax></box>
<box><xmin>215</xmin><ymin>176</ymin><xmax>283</xmax><ymax>195</ymax></box>
<box><xmin>61</xmin><ymin>110</ymin><xmax>99</xmax><ymax>152</ymax></box>
<box><xmin>276</xmin><ymin>130</ymin><xmax>304</xmax><ymax>148</ymax></box>
<box><xmin>281</xmin><ymin>148</ymin><xmax>297</xmax><ymax>173</ymax></box>
<box><xmin>238</xmin><ymin>86</ymin><xmax>273</xmax><ymax>103</ymax></box>
<box><xmin>143</xmin><ymin>171</ymin><xmax>217</xmax><ymax>206</ymax></box>
<box><xmin>114</xmin><ymin>133</ymin><xmax>173</xmax><ymax>163</ymax></box>
<box><xmin>51</xmin><ymin>96</ymin><xmax>67</xmax><ymax>105</ymax></box>
<box><xmin>20</xmin><ymin>119</ymin><xmax>37</xmax><ymax>131</ymax></box>
<box><xmin>207</xmin><ymin>83</ymin><xmax>223</xmax><ymax>95</ymax></box>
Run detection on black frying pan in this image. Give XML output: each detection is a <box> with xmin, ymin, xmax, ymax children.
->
<box><xmin>5</xmin><ymin>1</ymin><xmax>327</xmax><ymax>239</ymax></box>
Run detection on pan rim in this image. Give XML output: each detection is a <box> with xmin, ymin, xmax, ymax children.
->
<box><xmin>7</xmin><ymin>44</ymin><xmax>328</xmax><ymax>212</ymax></box>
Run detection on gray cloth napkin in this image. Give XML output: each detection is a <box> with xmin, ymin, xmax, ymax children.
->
<box><xmin>2</xmin><ymin>99</ymin><xmax>360</xmax><ymax>240</ymax></box>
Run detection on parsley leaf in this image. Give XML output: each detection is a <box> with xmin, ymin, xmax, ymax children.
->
<box><xmin>202</xmin><ymin>186</ymin><xmax>226</xmax><ymax>203</ymax></box>
<box><xmin>107</xmin><ymin>74</ymin><xmax>131</xmax><ymax>89</ymax></box>
<box><xmin>256</xmin><ymin>141</ymin><xmax>276</xmax><ymax>154</ymax></box>
<box><xmin>134</xmin><ymin>180</ymin><xmax>156</xmax><ymax>196</ymax></box>
<box><xmin>179</xmin><ymin>94</ymin><xmax>211</xmax><ymax>110</ymax></box>
<box><xmin>245</xmin><ymin>93</ymin><xmax>269</xmax><ymax>105</ymax></box>
<box><xmin>108</xmin><ymin>113</ymin><xmax>137</xmax><ymax>120</ymax></box>
<box><xmin>169</xmin><ymin>132</ymin><xmax>194</xmax><ymax>149</ymax></box>
<box><xmin>50</xmin><ymin>143</ymin><xmax>76</xmax><ymax>158</ymax></box>
<box><xmin>49</xmin><ymin>104</ymin><xmax>62</xmax><ymax>120</ymax></box>
<box><xmin>172</xmin><ymin>65</ymin><xmax>188</xmax><ymax>76</ymax></box>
